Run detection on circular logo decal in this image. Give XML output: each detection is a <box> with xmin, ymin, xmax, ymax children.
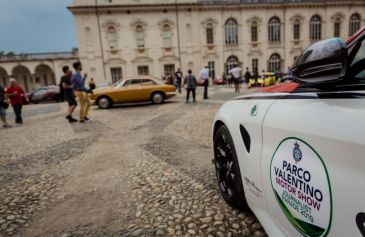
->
<box><xmin>270</xmin><ymin>138</ymin><xmax>332</xmax><ymax>237</ymax></box>
<box><xmin>293</xmin><ymin>142</ymin><xmax>302</xmax><ymax>163</ymax></box>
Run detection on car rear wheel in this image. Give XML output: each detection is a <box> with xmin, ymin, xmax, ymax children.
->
<box><xmin>151</xmin><ymin>92</ymin><xmax>165</xmax><ymax>104</ymax></box>
<box><xmin>214</xmin><ymin>125</ymin><xmax>248</xmax><ymax>210</ymax></box>
<box><xmin>97</xmin><ymin>96</ymin><xmax>112</xmax><ymax>109</ymax></box>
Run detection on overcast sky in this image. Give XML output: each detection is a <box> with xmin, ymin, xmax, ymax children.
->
<box><xmin>0</xmin><ymin>0</ymin><xmax>77</xmax><ymax>54</ymax></box>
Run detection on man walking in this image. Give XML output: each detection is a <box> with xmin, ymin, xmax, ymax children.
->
<box><xmin>5</xmin><ymin>79</ymin><xmax>28</xmax><ymax>124</ymax></box>
<box><xmin>199</xmin><ymin>66</ymin><xmax>210</xmax><ymax>99</ymax></box>
<box><xmin>72</xmin><ymin>61</ymin><xmax>91</xmax><ymax>123</ymax></box>
<box><xmin>0</xmin><ymin>85</ymin><xmax>11</xmax><ymax>128</ymax></box>
<box><xmin>89</xmin><ymin>78</ymin><xmax>96</xmax><ymax>93</ymax></box>
<box><xmin>184</xmin><ymin>69</ymin><xmax>197</xmax><ymax>103</ymax></box>
<box><xmin>230</xmin><ymin>65</ymin><xmax>242</xmax><ymax>94</ymax></box>
<box><xmin>244</xmin><ymin>67</ymin><xmax>252</xmax><ymax>85</ymax></box>
<box><xmin>61</xmin><ymin>66</ymin><xmax>78</xmax><ymax>123</ymax></box>
<box><xmin>175</xmin><ymin>68</ymin><xmax>183</xmax><ymax>94</ymax></box>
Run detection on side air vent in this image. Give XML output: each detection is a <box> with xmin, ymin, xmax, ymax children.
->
<box><xmin>240</xmin><ymin>125</ymin><xmax>251</xmax><ymax>153</ymax></box>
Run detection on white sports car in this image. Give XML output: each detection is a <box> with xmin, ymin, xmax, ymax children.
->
<box><xmin>213</xmin><ymin>26</ymin><xmax>365</xmax><ymax>237</ymax></box>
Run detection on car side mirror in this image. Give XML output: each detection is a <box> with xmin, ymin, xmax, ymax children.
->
<box><xmin>291</xmin><ymin>38</ymin><xmax>348</xmax><ymax>85</ymax></box>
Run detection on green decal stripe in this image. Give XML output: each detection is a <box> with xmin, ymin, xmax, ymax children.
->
<box><xmin>274</xmin><ymin>191</ymin><xmax>325</xmax><ymax>237</ymax></box>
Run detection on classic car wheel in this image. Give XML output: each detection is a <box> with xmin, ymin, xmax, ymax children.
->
<box><xmin>214</xmin><ymin>125</ymin><xmax>248</xmax><ymax>210</ymax></box>
<box><xmin>97</xmin><ymin>96</ymin><xmax>112</xmax><ymax>109</ymax></box>
<box><xmin>151</xmin><ymin>92</ymin><xmax>165</xmax><ymax>104</ymax></box>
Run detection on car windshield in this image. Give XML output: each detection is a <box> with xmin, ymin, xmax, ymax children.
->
<box><xmin>114</xmin><ymin>80</ymin><xmax>125</xmax><ymax>88</ymax></box>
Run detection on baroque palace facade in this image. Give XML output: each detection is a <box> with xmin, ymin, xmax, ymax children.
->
<box><xmin>69</xmin><ymin>0</ymin><xmax>365</xmax><ymax>84</ymax></box>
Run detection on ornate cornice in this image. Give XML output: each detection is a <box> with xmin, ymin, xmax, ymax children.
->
<box><xmin>131</xmin><ymin>56</ymin><xmax>153</xmax><ymax>64</ymax></box>
<box><xmin>158</xmin><ymin>18</ymin><xmax>175</xmax><ymax>28</ymax></box>
<box><xmin>158</xmin><ymin>55</ymin><xmax>179</xmax><ymax>62</ymax></box>
<box><xmin>68</xmin><ymin>1</ymin><xmax>365</xmax><ymax>15</ymax></box>
<box><xmin>289</xmin><ymin>14</ymin><xmax>305</xmax><ymax>23</ymax></box>
<box><xmin>201</xmin><ymin>17</ymin><xmax>218</xmax><ymax>27</ymax></box>
<box><xmin>102</xmin><ymin>20</ymin><xmax>121</xmax><ymax>31</ymax></box>
<box><xmin>331</xmin><ymin>12</ymin><xmax>346</xmax><ymax>22</ymax></box>
<box><xmin>130</xmin><ymin>19</ymin><xmax>148</xmax><ymax>28</ymax></box>
<box><xmin>247</xmin><ymin>16</ymin><xmax>263</xmax><ymax>25</ymax></box>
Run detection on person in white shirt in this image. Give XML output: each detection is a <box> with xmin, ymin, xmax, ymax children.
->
<box><xmin>199</xmin><ymin>66</ymin><xmax>210</xmax><ymax>99</ymax></box>
<box><xmin>229</xmin><ymin>66</ymin><xmax>242</xmax><ymax>94</ymax></box>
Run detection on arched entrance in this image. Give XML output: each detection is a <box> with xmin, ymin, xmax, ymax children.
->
<box><xmin>0</xmin><ymin>67</ymin><xmax>8</xmax><ymax>87</ymax></box>
<box><xmin>225</xmin><ymin>55</ymin><xmax>240</xmax><ymax>73</ymax></box>
<box><xmin>12</xmin><ymin>66</ymin><xmax>32</xmax><ymax>92</ymax></box>
<box><xmin>34</xmin><ymin>64</ymin><xmax>55</xmax><ymax>88</ymax></box>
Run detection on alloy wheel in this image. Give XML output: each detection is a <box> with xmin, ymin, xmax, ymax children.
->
<box><xmin>215</xmin><ymin>134</ymin><xmax>236</xmax><ymax>198</ymax></box>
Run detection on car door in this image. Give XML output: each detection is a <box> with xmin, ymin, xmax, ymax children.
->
<box><xmin>113</xmin><ymin>79</ymin><xmax>143</xmax><ymax>103</ymax></box>
<box><xmin>261</xmin><ymin>36</ymin><xmax>365</xmax><ymax>237</ymax></box>
<box><xmin>139</xmin><ymin>79</ymin><xmax>157</xmax><ymax>101</ymax></box>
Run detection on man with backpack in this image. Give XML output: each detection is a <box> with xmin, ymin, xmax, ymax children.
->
<box><xmin>184</xmin><ymin>69</ymin><xmax>197</xmax><ymax>103</ymax></box>
<box><xmin>0</xmin><ymin>85</ymin><xmax>11</xmax><ymax>128</ymax></box>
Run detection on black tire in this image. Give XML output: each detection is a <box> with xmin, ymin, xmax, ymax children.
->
<box><xmin>151</xmin><ymin>92</ymin><xmax>165</xmax><ymax>104</ymax></box>
<box><xmin>214</xmin><ymin>125</ymin><xmax>248</xmax><ymax>210</ymax></box>
<box><xmin>97</xmin><ymin>96</ymin><xmax>112</xmax><ymax>109</ymax></box>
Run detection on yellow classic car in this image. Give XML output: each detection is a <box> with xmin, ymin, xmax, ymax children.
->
<box><xmin>248</xmin><ymin>72</ymin><xmax>280</xmax><ymax>88</ymax></box>
<box><xmin>90</xmin><ymin>76</ymin><xmax>177</xmax><ymax>109</ymax></box>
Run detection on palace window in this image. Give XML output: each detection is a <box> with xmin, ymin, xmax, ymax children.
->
<box><xmin>138</xmin><ymin>66</ymin><xmax>149</xmax><ymax>76</ymax></box>
<box><xmin>136</xmin><ymin>25</ymin><xmax>145</xmax><ymax>48</ymax></box>
<box><xmin>111</xmin><ymin>67</ymin><xmax>122</xmax><ymax>83</ymax></box>
<box><xmin>225</xmin><ymin>18</ymin><xmax>238</xmax><ymax>45</ymax></box>
<box><xmin>208</xmin><ymin>61</ymin><xmax>215</xmax><ymax>79</ymax></box>
<box><xmin>162</xmin><ymin>24</ymin><xmax>173</xmax><ymax>47</ymax></box>
<box><xmin>107</xmin><ymin>26</ymin><xmax>118</xmax><ymax>49</ymax></box>
<box><xmin>251</xmin><ymin>21</ymin><xmax>258</xmax><ymax>42</ymax></box>
<box><xmin>310</xmin><ymin>15</ymin><xmax>322</xmax><ymax>41</ymax></box>
<box><xmin>268</xmin><ymin>17</ymin><xmax>281</xmax><ymax>42</ymax></box>
<box><xmin>207</xmin><ymin>23</ymin><xmax>214</xmax><ymax>44</ymax></box>
<box><xmin>334</xmin><ymin>18</ymin><xmax>341</xmax><ymax>37</ymax></box>
<box><xmin>349</xmin><ymin>13</ymin><xmax>361</xmax><ymax>37</ymax></box>
<box><xmin>293</xmin><ymin>20</ymin><xmax>300</xmax><ymax>40</ymax></box>
<box><xmin>268</xmin><ymin>53</ymin><xmax>281</xmax><ymax>72</ymax></box>
<box><xmin>252</xmin><ymin>59</ymin><xmax>259</xmax><ymax>73</ymax></box>
<box><xmin>164</xmin><ymin>64</ymin><xmax>175</xmax><ymax>76</ymax></box>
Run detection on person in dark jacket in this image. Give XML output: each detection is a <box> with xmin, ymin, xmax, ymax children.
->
<box><xmin>244</xmin><ymin>67</ymin><xmax>252</xmax><ymax>84</ymax></box>
<box><xmin>89</xmin><ymin>78</ymin><xmax>96</xmax><ymax>93</ymax></box>
<box><xmin>175</xmin><ymin>69</ymin><xmax>183</xmax><ymax>94</ymax></box>
<box><xmin>184</xmin><ymin>69</ymin><xmax>197</xmax><ymax>103</ymax></box>
<box><xmin>0</xmin><ymin>85</ymin><xmax>11</xmax><ymax>128</ymax></box>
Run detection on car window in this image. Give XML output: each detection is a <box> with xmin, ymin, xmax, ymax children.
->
<box><xmin>123</xmin><ymin>79</ymin><xmax>141</xmax><ymax>87</ymax></box>
<box><xmin>141</xmin><ymin>79</ymin><xmax>156</xmax><ymax>86</ymax></box>
<box><xmin>350</xmin><ymin>37</ymin><xmax>365</xmax><ymax>82</ymax></box>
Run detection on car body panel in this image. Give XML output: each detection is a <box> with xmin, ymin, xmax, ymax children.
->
<box><xmin>213</xmin><ymin>27</ymin><xmax>365</xmax><ymax>237</ymax></box>
<box><xmin>260</xmin><ymin>93</ymin><xmax>365</xmax><ymax>237</ymax></box>
<box><xmin>214</xmin><ymin>92</ymin><xmax>365</xmax><ymax>237</ymax></box>
<box><xmin>213</xmin><ymin>98</ymin><xmax>285</xmax><ymax>236</ymax></box>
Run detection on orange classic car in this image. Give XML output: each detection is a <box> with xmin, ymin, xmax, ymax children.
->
<box><xmin>90</xmin><ymin>76</ymin><xmax>177</xmax><ymax>109</ymax></box>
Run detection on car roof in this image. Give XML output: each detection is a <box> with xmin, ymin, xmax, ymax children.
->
<box><xmin>124</xmin><ymin>76</ymin><xmax>159</xmax><ymax>81</ymax></box>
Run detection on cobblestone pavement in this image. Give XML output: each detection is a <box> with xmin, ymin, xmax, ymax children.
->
<box><xmin>0</xmin><ymin>87</ymin><xmax>267</xmax><ymax>237</ymax></box>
